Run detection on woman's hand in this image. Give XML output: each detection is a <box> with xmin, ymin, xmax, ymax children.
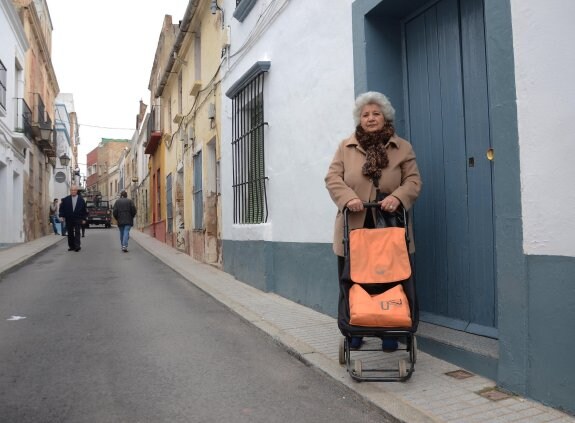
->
<box><xmin>379</xmin><ymin>196</ymin><xmax>400</xmax><ymax>213</ymax></box>
<box><xmin>346</xmin><ymin>198</ymin><xmax>364</xmax><ymax>212</ymax></box>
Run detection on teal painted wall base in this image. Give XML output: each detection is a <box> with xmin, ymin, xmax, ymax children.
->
<box><xmin>527</xmin><ymin>255</ymin><xmax>575</xmax><ymax>414</ymax></box>
<box><xmin>222</xmin><ymin>240</ymin><xmax>339</xmax><ymax>315</ymax></box>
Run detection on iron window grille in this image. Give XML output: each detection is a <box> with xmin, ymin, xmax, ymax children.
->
<box><xmin>166</xmin><ymin>173</ymin><xmax>173</xmax><ymax>233</ymax></box>
<box><xmin>234</xmin><ymin>0</ymin><xmax>257</xmax><ymax>22</ymax></box>
<box><xmin>230</xmin><ymin>72</ymin><xmax>268</xmax><ymax>224</ymax></box>
<box><xmin>0</xmin><ymin>60</ymin><xmax>6</xmax><ymax>112</ymax></box>
<box><xmin>193</xmin><ymin>151</ymin><xmax>203</xmax><ymax>230</ymax></box>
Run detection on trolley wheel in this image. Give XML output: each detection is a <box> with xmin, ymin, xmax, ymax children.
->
<box><xmin>338</xmin><ymin>338</ymin><xmax>346</xmax><ymax>365</ymax></box>
<box><xmin>353</xmin><ymin>359</ymin><xmax>362</xmax><ymax>377</ymax></box>
<box><xmin>410</xmin><ymin>336</ymin><xmax>418</xmax><ymax>364</ymax></box>
<box><xmin>398</xmin><ymin>359</ymin><xmax>408</xmax><ymax>378</ymax></box>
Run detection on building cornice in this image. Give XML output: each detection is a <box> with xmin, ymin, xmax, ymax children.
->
<box><xmin>1</xmin><ymin>0</ymin><xmax>29</xmax><ymax>50</ymax></box>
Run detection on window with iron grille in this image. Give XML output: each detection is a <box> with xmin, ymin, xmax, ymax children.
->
<box><xmin>234</xmin><ymin>0</ymin><xmax>257</xmax><ymax>22</ymax></box>
<box><xmin>166</xmin><ymin>173</ymin><xmax>173</xmax><ymax>233</ymax></box>
<box><xmin>229</xmin><ymin>71</ymin><xmax>268</xmax><ymax>224</ymax></box>
<box><xmin>0</xmin><ymin>60</ymin><xmax>7</xmax><ymax>112</ymax></box>
<box><xmin>193</xmin><ymin>151</ymin><xmax>203</xmax><ymax>230</ymax></box>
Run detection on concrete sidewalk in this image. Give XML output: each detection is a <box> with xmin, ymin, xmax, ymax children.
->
<box><xmin>1</xmin><ymin>232</ymin><xmax>573</xmax><ymax>422</ymax></box>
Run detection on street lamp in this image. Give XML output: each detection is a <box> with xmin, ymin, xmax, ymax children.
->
<box><xmin>39</xmin><ymin>126</ymin><xmax>52</xmax><ymax>141</ymax></box>
<box><xmin>59</xmin><ymin>153</ymin><xmax>70</xmax><ymax>167</ymax></box>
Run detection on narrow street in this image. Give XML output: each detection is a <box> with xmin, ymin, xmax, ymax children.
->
<box><xmin>0</xmin><ymin>229</ymin><xmax>392</xmax><ymax>423</ymax></box>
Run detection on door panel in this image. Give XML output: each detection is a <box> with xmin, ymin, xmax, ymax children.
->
<box><xmin>404</xmin><ymin>0</ymin><xmax>496</xmax><ymax>334</ymax></box>
<box><xmin>459</xmin><ymin>0</ymin><xmax>496</xmax><ymax>329</ymax></box>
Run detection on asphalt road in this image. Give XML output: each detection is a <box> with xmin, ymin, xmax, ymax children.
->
<box><xmin>0</xmin><ymin>229</ymin><xmax>394</xmax><ymax>423</ymax></box>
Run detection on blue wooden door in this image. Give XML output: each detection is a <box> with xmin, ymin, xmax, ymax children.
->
<box><xmin>404</xmin><ymin>0</ymin><xmax>496</xmax><ymax>337</ymax></box>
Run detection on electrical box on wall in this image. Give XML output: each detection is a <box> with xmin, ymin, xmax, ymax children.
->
<box><xmin>208</xmin><ymin>103</ymin><xmax>216</xmax><ymax>119</ymax></box>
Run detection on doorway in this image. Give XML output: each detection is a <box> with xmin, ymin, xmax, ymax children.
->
<box><xmin>403</xmin><ymin>0</ymin><xmax>496</xmax><ymax>337</ymax></box>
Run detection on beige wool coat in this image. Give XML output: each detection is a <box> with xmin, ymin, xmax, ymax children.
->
<box><xmin>325</xmin><ymin>133</ymin><xmax>422</xmax><ymax>256</ymax></box>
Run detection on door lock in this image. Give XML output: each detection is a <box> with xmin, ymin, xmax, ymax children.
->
<box><xmin>486</xmin><ymin>148</ymin><xmax>494</xmax><ymax>161</ymax></box>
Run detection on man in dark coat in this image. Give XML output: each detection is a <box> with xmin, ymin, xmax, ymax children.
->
<box><xmin>59</xmin><ymin>185</ymin><xmax>88</xmax><ymax>252</ymax></box>
<box><xmin>112</xmin><ymin>190</ymin><xmax>137</xmax><ymax>252</ymax></box>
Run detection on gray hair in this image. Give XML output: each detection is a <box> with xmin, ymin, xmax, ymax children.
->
<box><xmin>352</xmin><ymin>91</ymin><xmax>396</xmax><ymax>126</ymax></box>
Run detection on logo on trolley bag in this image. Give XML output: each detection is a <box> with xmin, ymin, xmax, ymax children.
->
<box><xmin>379</xmin><ymin>299</ymin><xmax>403</xmax><ymax>310</ymax></box>
<box><xmin>375</xmin><ymin>266</ymin><xmax>387</xmax><ymax>275</ymax></box>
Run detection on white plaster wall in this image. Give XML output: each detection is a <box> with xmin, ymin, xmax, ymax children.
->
<box><xmin>0</xmin><ymin>0</ymin><xmax>28</xmax><ymax>243</ymax></box>
<box><xmin>221</xmin><ymin>0</ymin><xmax>354</xmax><ymax>243</ymax></box>
<box><xmin>511</xmin><ymin>0</ymin><xmax>575</xmax><ymax>257</ymax></box>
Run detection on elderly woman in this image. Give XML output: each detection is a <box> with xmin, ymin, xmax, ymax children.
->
<box><xmin>325</xmin><ymin>91</ymin><xmax>422</xmax><ymax>351</ymax></box>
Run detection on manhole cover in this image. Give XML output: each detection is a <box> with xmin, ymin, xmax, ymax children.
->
<box><xmin>445</xmin><ymin>369</ymin><xmax>474</xmax><ymax>379</ymax></box>
<box><xmin>477</xmin><ymin>387</ymin><xmax>513</xmax><ymax>401</ymax></box>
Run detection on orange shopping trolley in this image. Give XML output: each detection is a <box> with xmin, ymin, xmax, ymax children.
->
<box><xmin>337</xmin><ymin>202</ymin><xmax>419</xmax><ymax>382</ymax></box>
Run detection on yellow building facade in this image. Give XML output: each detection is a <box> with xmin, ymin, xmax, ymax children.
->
<box><xmin>147</xmin><ymin>0</ymin><xmax>225</xmax><ymax>264</ymax></box>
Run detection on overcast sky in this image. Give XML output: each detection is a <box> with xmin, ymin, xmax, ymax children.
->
<box><xmin>49</xmin><ymin>0</ymin><xmax>189</xmax><ymax>173</ymax></box>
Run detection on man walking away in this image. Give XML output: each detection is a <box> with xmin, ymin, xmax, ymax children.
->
<box><xmin>113</xmin><ymin>190</ymin><xmax>137</xmax><ymax>252</ymax></box>
<box><xmin>59</xmin><ymin>185</ymin><xmax>88</xmax><ymax>252</ymax></box>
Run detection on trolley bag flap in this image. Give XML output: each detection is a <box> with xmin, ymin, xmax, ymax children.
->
<box><xmin>349</xmin><ymin>227</ymin><xmax>411</xmax><ymax>283</ymax></box>
<box><xmin>349</xmin><ymin>283</ymin><xmax>412</xmax><ymax>328</ymax></box>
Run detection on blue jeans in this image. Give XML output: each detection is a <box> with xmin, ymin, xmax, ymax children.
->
<box><xmin>50</xmin><ymin>215</ymin><xmax>59</xmax><ymax>234</ymax></box>
<box><xmin>119</xmin><ymin>225</ymin><xmax>132</xmax><ymax>248</ymax></box>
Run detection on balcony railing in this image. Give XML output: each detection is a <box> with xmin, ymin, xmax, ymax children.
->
<box><xmin>146</xmin><ymin>105</ymin><xmax>162</xmax><ymax>138</ymax></box>
<box><xmin>27</xmin><ymin>92</ymin><xmax>56</xmax><ymax>155</ymax></box>
<box><xmin>14</xmin><ymin>97</ymin><xmax>34</xmax><ymax>140</ymax></box>
<box><xmin>144</xmin><ymin>105</ymin><xmax>162</xmax><ymax>154</ymax></box>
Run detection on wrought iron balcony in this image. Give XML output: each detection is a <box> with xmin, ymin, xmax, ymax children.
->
<box><xmin>145</xmin><ymin>105</ymin><xmax>162</xmax><ymax>154</ymax></box>
<box><xmin>26</xmin><ymin>92</ymin><xmax>56</xmax><ymax>156</ymax></box>
<box><xmin>14</xmin><ymin>97</ymin><xmax>34</xmax><ymax>141</ymax></box>
<box><xmin>29</xmin><ymin>93</ymin><xmax>51</xmax><ymax>139</ymax></box>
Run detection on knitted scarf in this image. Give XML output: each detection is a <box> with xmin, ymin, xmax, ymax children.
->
<box><xmin>355</xmin><ymin>121</ymin><xmax>395</xmax><ymax>182</ymax></box>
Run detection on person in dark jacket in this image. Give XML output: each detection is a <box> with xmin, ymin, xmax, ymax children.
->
<box><xmin>59</xmin><ymin>185</ymin><xmax>88</xmax><ymax>252</ymax></box>
<box><xmin>113</xmin><ymin>190</ymin><xmax>137</xmax><ymax>252</ymax></box>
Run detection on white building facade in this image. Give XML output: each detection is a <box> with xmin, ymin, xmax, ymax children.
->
<box><xmin>0</xmin><ymin>0</ymin><xmax>29</xmax><ymax>244</ymax></box>
<box><xmin>221</xmin><ymin>0</ymin><xmax>354</xmax><ymax>304</ymax></box>
<box><xmin>54</xmin><ymin>94</ymin><xmax>76</xmax><ymax>200</ymax></box>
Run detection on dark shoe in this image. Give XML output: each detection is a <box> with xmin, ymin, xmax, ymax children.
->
<box><xmin>349</xmin><ymin>337</ymin><xmax>363</xmax><ymax>350</ymax></box>
<box><xmin>75</xmin><ymin>247</ymin><xmax>81</xmax><ymax>252</ymax></box>
<box><xmin>82</xmin><ymin>235</ymin><xmax>85</xmax><ymax>238</ymax></box>
<box><xmin>68</xmin><ymin>248</ymin><xmax>74</xmax><ymax>251</ymax></box>
<box><xmin>381</xmin><ymin>337</ymin><xmax>399</xmax><ymax>352</ymax></box>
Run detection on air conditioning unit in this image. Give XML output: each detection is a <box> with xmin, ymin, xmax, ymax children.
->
<box><xmin>189</xmin><ymin>81</ymin><xmax>202</xmax><ymax>97</ymax></box>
